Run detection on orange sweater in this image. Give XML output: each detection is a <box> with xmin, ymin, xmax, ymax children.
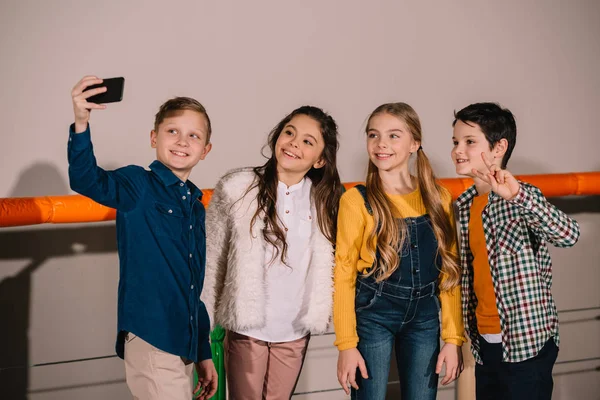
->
<box><xmin>333</xmin><ymin>186</ymin><xmax>465</xmax><ymax>351</ymax></box>
<box><xmin>469</xmin><ymin>195</ymin><xmax>501</xmax><ymax>335</ymax></box>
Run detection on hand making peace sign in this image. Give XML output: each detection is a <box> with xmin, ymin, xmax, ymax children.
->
<box><xmin>471</xmin><ymin>153</ymin><xmax>521</xmax><ymax>200</ymax></box>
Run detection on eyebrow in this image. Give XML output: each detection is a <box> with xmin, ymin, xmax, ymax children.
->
<box><xmin>367</xmin><ymin>128</ymin><xmax>404</xmax><ymax>134</ymax></box>
<box><xmin>305</xmin><ymin>134</ymin><xmax>319</xmax><ymax>143</ymax></box>
<box><xmin>285</xmin><ymin>124</ymin><xmax>319</xmax><ymax>143</ymax></box>
<box><xmin>452</xmin><ymin>135</ymin><xmax>477</xmax><ymax>139</ymax></box>
<box><xmin>164</xmin><ymin>123</ymin><xmax>206</xmax><ymax>134</ymax></box>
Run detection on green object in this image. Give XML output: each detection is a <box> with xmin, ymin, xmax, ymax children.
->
<box><xmin>193</xmin><ymin>325</ymin><xmax>226</xmax><ymax>399</ymax></box>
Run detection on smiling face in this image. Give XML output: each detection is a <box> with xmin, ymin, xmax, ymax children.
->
<box><xmin>150</xmin><ymin>109</ymin><xmax>212</xmax><ymax>181</ymax></box>
<box><xmin>273</xmin><ymin>114</ymin><xmax>326</xmax><ymax>186</ymax></box>
<box><xmin>366</xmin><ymin>112</ymin><xmax>420</xmax><ymax>173</ymax></box>
<box><xmin>451</xmin><ymin>120</ymin><xmax>506</xmax><ymax>178</ymax></box>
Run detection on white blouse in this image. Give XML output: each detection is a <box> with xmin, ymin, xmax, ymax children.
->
<box><xmin>238</xmin><ymin>178</ymin><xmax>313</xmax><ymax>342</ymax></box>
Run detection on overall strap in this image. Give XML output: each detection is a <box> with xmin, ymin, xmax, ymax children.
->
<box><xmin>355</xmin><ymin>184</ymin><xmax>373</xmax><ymax>215</ymax></box>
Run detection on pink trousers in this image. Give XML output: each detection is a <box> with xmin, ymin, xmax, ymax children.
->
<box><xmin>225</xmin><ymin>331</ymin><xmax>310</xmax><ymax>400</ymax></box>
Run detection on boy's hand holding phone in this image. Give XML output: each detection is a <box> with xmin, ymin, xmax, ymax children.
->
<box><xmin>71</xmin><ymin>75</ymin><xmax>124</xmax><ymax>133</ymax></box>
<box><xmin>71</xmin><ymin>76</ymin><xmax>108</xmax><ymax>133</ymax></box>
<box><xmin>472</xmin><ymin>153</ymin><xmax>521</xmax><ymax>200</ymax></box>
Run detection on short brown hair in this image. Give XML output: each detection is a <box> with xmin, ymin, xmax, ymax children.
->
<box><xmin>153</xmin><ymin>97</ymin><xmax>212</xmax><ymax>142</ymax></box>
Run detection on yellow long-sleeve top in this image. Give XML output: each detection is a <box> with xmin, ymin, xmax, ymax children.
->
<box><xmin>333</xmin><ymin>185</ymin><xmax>466</xmax><ymax>351</ymax></box>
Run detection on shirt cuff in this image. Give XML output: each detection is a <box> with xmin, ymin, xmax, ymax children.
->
<box><xmin>335</xmin><ymin>340</ymin><xmax>358</xmax><ymax>351</ymax></box>
<box><xmin>443</xmin><ymin>337</ymin><xmax>466</xmax><ymax>346</ymax></box>
<box><xmin>68</xmin><ymin>123</ymin><xmax>92</xmax><ymax>151</ymax></box>
<box><xmin>508</xmin><ymin>184</ymin><xmax>533</xmax><ymax>210</ymax></box>
<box><xmin>198</xmin><ymin>339</ymin><xmax>212</xmax><ymax>362</ymax></box>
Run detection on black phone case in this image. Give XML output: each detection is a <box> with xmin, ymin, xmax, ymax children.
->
<box><xmin>85</xmin><ymin>77</ymin><xmax>125</xmax><ymax>104</ymax></box>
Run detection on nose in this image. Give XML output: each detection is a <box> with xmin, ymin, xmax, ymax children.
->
<box><xmin>176</xmin><ymin>135</ymin><xmax>190</xmax><ymax>147</ymax></box>
<box><xmin>452</xmin><ymin>143</ymin><xmax>464</xmax><ymax>155</ymax></box>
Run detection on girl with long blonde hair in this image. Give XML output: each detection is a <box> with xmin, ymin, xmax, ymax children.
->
<box><xmin>333</xmin><ymin>103</ymin><xmax>465</xmax><ymax>400</ymax></box>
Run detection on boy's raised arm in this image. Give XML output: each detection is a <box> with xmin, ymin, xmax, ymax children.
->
<box><xmin>68</xmin><ymin>76</ymin><xmax>143</xmax><ymax>211</ymax></box>
<box><xmin>509</xmin><ymin>183</ymin><xmax>580</xmax><ymax>248</ymax></box>
<box><xmin>472</xmin><ymin>152</ymin><xmax>580</xmax><ymax>248</ymax></box>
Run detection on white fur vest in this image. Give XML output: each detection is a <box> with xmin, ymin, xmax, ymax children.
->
<box><xmin>201</xmin><ymin>168</ymin><xmax>334</xmax><ymax>334</ymax></box>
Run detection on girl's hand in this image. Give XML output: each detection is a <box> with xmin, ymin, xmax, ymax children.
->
<box><xmin>436</xmin><ymin>343</ymin><xmax>463</xmax><ymax>385</ymax></box>
<box><xmin>71</xmin><ymin>76</ymin><xmax>107</xmax><ymax>133</ymax></box>
<box><xmin>337</xmin><ymin>348</ymin><xmax>368</xmax><ymax>395</ymax></box>
<box><xmin>472</xmin><ymin>152</ymin><xmax>520</xmax><ymax>200</ymax></box>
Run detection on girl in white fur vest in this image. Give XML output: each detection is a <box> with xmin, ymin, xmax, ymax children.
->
<box><xmin>202</xmin><ymin>106</ymin><xmax>344</xmax><ymax>400</ymax></box>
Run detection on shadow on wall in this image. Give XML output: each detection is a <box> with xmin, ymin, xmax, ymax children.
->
<box><xmin>0</xmin><ymin>160</ymin><xmax>597</xmax><ymax>399</ymax></box>
<box><xmin>0</xmin><ymin>162</ymin><xmax>117</xmax><ymax>399</ymax></box>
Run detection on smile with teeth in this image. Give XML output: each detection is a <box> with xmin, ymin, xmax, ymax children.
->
<box><xmin>170</xmin><ymin>150</ymin><xmax>189</xmax><ymax>157</ymax></box>
<box><xmin>456</xmin><ymin>158</ymin><xmax>468</xmax><ymax>163</ymax></box>
<box><xmin>283</xmin><ymin>150</ymin><xmax>300</xmax><ymax>159</ymax></box>
<box><xmin>375</xmin><ymin>153</ymin><xmax>392</xmax><ymax>159</ymax></box>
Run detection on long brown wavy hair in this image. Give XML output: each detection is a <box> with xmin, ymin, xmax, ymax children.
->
<box><xmin>365</xmin><ymin>103</ymin><xmax>460</xmax><ymax>291</ymax></box>
<box><xmin>248</xmin><ymin>106</ymin><xmax>344</xmax><ymax>265</ymax></box>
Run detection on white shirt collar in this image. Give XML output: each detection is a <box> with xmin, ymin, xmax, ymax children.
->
<box><xmin>278</xmin><ymin>177</ymin><xmax>307</xmax><ymax>194</ymax></box>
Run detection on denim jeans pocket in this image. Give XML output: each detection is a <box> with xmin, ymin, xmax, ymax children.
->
<box><xmin>400</xmin><ymin>240</ymin><xmax>410</xmax><ymax>257</ymax></box>
<box><xmin>355</xmin><ymin>282</ymin><xmax>379</xmax><ymax>312</ymax></box>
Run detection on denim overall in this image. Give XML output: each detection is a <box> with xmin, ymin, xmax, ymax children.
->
<box><xmin>352</xmin><ymin>186</ymin><xmax>441</xmax><ymax>400</ymax></box>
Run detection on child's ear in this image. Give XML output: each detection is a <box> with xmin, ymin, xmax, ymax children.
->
<box><xmin>411</xmin><ymin>140</ymin><xmax>421</xmax><ymax>154</ymax></box>
<box><xmin>493</xmin><ymin>138</ymin><xmax>509</xmax><ymax>159</ymax></box>
<box><xmin>199</xmin><ymin>142</ymin><xmax>212</xmax><ymax>160</ymax></box>
<box><xmin>313</xmin><ymin>158</ymin><xmax>326</xmax><ymax>169</ymax></box>
<box><xmin>150</xmin><ymin>130</ymin><xmax>157</xmax><ymax>148</ymax></box>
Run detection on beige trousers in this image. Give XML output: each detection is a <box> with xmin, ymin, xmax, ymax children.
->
<box><xmin>124</xmin><ymin>332</ymin><xmax>195</xmax><ymax>400</ymax></box>
<box><xmin>225</xmin><ymin>331</ymin><xmax>310</xmax><ymax>400</ymax></box>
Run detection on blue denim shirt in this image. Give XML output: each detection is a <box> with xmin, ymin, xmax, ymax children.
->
<box><xmin>67</xmin><ymin>124</ymin><xmax>211</xmax><ymax>362</ymax></box>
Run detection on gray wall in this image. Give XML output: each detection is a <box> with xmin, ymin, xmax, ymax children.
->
<box><xmin>1</xmin><ymin>0</ymin><xmax>598</xmax><ymax>398</ymax></box>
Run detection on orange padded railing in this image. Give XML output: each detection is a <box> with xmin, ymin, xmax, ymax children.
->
<box><xmin>1</xmin><ymin>172</ymin><xmax>599</xmax><ymax>227</ymax></box>
<box><xmin>1</xmin><ymin>171</ymin><xmax>599</xmax><ymax>400</ymax></box>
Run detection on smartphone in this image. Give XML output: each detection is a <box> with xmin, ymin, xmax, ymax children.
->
<box><xmin>84</xmin><ymin>77</ymin><xmax>125</xmax><ymax>104</ymax></box>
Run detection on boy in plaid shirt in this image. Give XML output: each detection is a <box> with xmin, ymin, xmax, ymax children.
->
<box><xmin>450</xmin><ymin>103</ymin><xmax>580</xmax><ymax>399</ymax></box>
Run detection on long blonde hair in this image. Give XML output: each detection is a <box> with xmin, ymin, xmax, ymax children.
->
<box><xmin>364</xmin><ymin>103</ymin><xmax>460</xmax><ymax>291</ymax></box>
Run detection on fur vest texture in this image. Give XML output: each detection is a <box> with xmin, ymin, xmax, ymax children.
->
<box><xmin>201</xmin><ymin>168</ymin><xmax>334</xmax><ymax>334</ymax></box>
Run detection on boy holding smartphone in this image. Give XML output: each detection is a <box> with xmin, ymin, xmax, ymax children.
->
<box><xmin>68</xmin><ymin>76</ymin><xmax>217</xmax><ymax>400</ymax></box>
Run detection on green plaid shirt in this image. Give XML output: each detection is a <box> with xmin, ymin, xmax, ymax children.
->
<box><xmin>456</xmin><ymin>182</ymin><xmax>580</xmax><ymax>363</ymax></box>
